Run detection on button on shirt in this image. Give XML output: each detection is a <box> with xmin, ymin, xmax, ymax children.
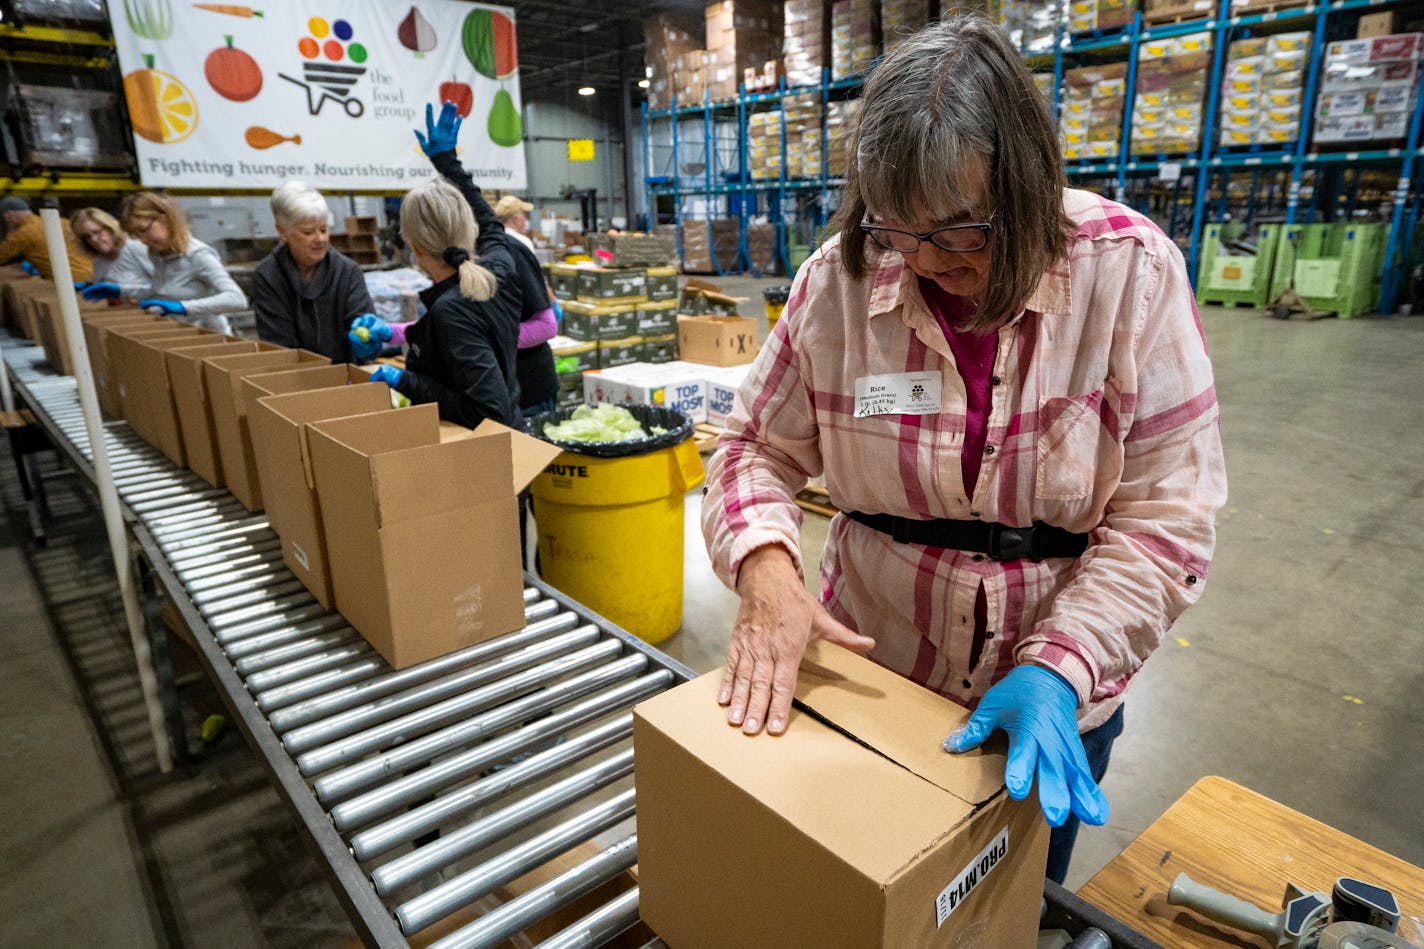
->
<box><xmin>702</xmin><ymin>189</ymin><xmax>1227</xmax><ymax>731</ymax></box>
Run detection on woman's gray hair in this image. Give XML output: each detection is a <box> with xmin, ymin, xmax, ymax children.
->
<box><xmin>400</xmin><ymin>178</ymin><xmax>498</xmax><ymax>302</ymax></box>
<box><xmin>270</xmin><ymin>181</ymin><xmax>331</xmax><ymax>230</ymax></box>
<box><xmin>831</xmin><ymin>14</ymin><xmax>1074</xmax><ymax>330</ymax></box>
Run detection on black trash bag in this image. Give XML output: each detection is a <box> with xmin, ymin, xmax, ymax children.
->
<box><xmin>526</xmin><ymin>402</ymin><xmax>694</xmax><ymax>458</ymax></box>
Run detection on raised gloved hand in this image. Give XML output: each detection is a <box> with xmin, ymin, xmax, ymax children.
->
<box><xmin>20</xmin><ymin>261</ymin><xmax>40</xmax><ymax>276</ymax></box>
<box><xmin>82</xmin><ymin>282</ymin><xmax>121</xmax><ymax>300</ymax></box>
<box><xmin>370</xmin><ymin>364</ymin><xmax>403</xmax><ymax>388</ymax></box>
<box><xmin>414</xmin><ymin>100</ymin><xmax>462</xmax><ymax>157</ymax></box>
<box><xmin>349</xmin><ymin>313</ymin><xmax>393</xmax><ymax>359</ymax></box>
<box><xmin>944</xmin><ymin>665</ymin><xmax>1110</xmax><ymax>829</ymax></box>
<box><xmin>139</xmin><ymin>298</ymin><xmax>186</xmax><ymax>316</ymax></box>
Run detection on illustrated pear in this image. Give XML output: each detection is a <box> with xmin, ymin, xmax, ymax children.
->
<box><xmin>488</xmin><ymin>88</ymin><xmax>522</xmax><ymax>147</ymax></box>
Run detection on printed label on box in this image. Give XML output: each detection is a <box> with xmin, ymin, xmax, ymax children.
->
<box><xmin>936</xmin><ymin>827</ymin><xmax>1009</xmax><ymax>927</ymax></box>
<box><xmin>291</xmin><ymin>542</ymin><xmax>310</xmax><ymax>571</ymax></box>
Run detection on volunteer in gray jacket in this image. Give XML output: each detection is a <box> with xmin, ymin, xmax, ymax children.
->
<box><xmin>252</xmin><ymin>181</ymin><xmax>374</xmax><ymax>362</ymax></box>
<box><xmin>83</xmin><ymin>191</ymin><xmax>247</xmax><ymax>334</ymax></box>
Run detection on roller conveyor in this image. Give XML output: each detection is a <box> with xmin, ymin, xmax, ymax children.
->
<box><xmin>3</xmin><ymin>337</ymin><xmax>691</xmax><ymax>949</ymax></box>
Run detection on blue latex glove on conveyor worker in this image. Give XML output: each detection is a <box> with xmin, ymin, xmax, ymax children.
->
<box><xmin>369</xmin><ymin>363</ymin><xmax>403</xmax><ymax>388</ymax></box>
<box><xmin>82</xmin><ymin>281</ymin><xmax>121</xmax><ymax>300</ymax></box>
<box><xmin>140</xmin><ymin>298</ymin><xmax>185</xmax><ymax>316</ymax></box>
<box><xmin>19</xmin><ymin>261</ymin><xmax>39</xmax><ymax>276</ymax></box>
<box><xmin>348</xmin><ymin>313</ymin><xmax>392</xmax><ymax>359</ymax></box>
<box><xmin>414</xmin><ymin>101</ymin><xmax>462</xmax><ymax>157</ymax></box>
<box><xmin>944</xmin><ymin>665</ymin><xmax>1111</xmax><ymax>828</ymax></box>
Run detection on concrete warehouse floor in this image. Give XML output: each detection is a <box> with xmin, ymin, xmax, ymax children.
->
<box><xmin>2</xmin><ymin>282</ymin><xmax>1423</xmax><ymax>948</ymax></box>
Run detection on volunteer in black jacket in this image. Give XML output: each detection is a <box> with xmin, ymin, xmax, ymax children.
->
<box><xmin>252</xmin><ymin>181</ymin><xmax>374</xmax><ymax>362</ymax></box>
<box><xmin>418</xmin><ymin>101</ymin><xmax>559</xmax><ymax>419</ymax></box>
<box><xmin>366</xmin><ymin>177</ymin><xmax>519</xmax><ymax>428</ymax></box>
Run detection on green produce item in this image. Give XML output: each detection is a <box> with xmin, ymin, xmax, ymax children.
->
<box><xmin>543</xmin><ymin>404</ymin><xmax>667</xmax><ymax>443</ymax></box>
<box><xmin>200</xmin><ymin>714</ymin><xmax>226</xmax><ymax>743</ymax></box>
<box><xmin>463</xmin><ymin>9</ymin><xmax>495</xmax><ymax>79</ymax></box>
<box><xmin>126</xmin><ymin>0</ymin><xmax>173</xmax><ymax>40</ymax></box>
<box><xmin>354</xmin><ymin>326</ymin><xmax>371</xmax><ymax>342</ymax></box>
<box><xmin>488</xmin><ymin>89</ymin><xmax>522</xmax><ymax>147</ymax></box>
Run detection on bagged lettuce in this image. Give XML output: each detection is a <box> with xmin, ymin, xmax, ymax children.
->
<box><xmin>543</xmin><ymin>404</ymin><xmax>667</xmax><ymax>443</ymax></box>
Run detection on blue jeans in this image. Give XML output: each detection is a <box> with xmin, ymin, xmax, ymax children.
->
<box><xmin>1045</xmin><ymin>703</ymin><xmax>1125</xmax><ymax>885</ymax></box>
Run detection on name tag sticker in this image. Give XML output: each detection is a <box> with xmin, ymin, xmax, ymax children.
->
<box><xmin>854</xmin><ymin>370</ymin><xmax>943</xmax><ymax>418</ymax></box>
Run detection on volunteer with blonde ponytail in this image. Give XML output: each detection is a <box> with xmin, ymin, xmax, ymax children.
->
<box><xmin>367</xmin><ymin>177</ymin><xmax>520</xmax><ymax>428</ymax></box>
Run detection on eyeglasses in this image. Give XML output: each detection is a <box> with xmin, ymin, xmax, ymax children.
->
<box><xmin>860</xmin><ymin>214</ymin><xmax>995</xmax><ymax>254</ymax></box>
<box><xmin>131</xmin><ymin>215</ymin><xmax>162</xmax><ymax>237</ymax></box>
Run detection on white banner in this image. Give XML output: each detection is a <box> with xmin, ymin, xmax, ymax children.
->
<box><xmin>109</xmin><ymin>0</ymin><xmax>526</xmax><ymax>191</ymax></box>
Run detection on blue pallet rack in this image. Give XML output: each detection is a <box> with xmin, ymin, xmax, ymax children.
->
<box><xmin>641</xmin><ymin>0</ymin><xmax>1424</xmax><ymax>313</ymax></box>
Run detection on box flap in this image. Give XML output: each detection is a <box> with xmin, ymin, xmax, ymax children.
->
<box><xmin>467</xmin><ymin>420</ymin><xmax>563</xmax><ymax>492</ymax></box>
<box><xmin>258</xmin><ymin>384</ymin><xmax>393</xmax><ymax>491</ymax></box>
<box><xmin>245</xmin><ymin>363</ymin><xmax>351</xmax><ymax>398</ymax></box>
<box><xmin>370</xmin><ymin>430</ymin><xmax>509</xmax><ymax>526</ymax></box>
<box><xmin>794</xmin><ymin>641</ymin><xmax>1006</xmax><ymax>807</ymax></box>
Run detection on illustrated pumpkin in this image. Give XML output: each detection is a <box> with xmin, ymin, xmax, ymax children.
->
<box><xmin>123</xmin><ymin>54</ymin><xmax>198</xmax><ymax>144</ymax></box>
<box><xmin>205</xmin><ymin>35</ymin><xmax>262</xmax><ymax>102</ymax></box>
<box><xmin>462</xmin><ymin>9</ymin><xmax>517</xmax><ymax>79</ymax></box>
<box><xmin>440</xmin><ymin>78</ymin><xmax>473</xmax><ymax>118</ymax></box>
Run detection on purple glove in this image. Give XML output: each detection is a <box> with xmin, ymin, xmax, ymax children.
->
<box><xmin>370</xmin><ymin>364</ymin><xmax>403</xmax><ymax>388</ymax></box>
<box><xmin>945</xmin><ymin>665</ymin><xmax>1110</xmax><ymax>828</ymax></box>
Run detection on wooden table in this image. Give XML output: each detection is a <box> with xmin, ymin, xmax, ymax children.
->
<box><xmin>1078</xmin><ymin>775</ymin><xmax>1424</xmax><ymax>947</ymax></box>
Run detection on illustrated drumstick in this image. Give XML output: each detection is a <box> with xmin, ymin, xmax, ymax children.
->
<box><xmin>245</xmin><ymin>127</ymin><xmax>301</xmax><ymax>149</ymax></box>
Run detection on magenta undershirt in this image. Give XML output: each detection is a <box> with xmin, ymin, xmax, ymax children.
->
<box><xmin>917</xmin><ymin>278</ymin><xmax>997</xmax><ymax>501</ymax></box>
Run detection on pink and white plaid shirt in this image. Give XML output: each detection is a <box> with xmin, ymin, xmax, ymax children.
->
<box><xmin>703</xmin><ymin>189</ymin><xmax>1227</xmax><ymax>731</ymax></box>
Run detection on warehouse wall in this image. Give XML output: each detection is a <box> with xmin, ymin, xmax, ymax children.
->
<box><xmin>521</xmin><ymin>96</ymin><xmax>631</xmax><ymax>231</ymax></box>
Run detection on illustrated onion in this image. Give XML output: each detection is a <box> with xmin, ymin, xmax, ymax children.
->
<box><xmin>397</xmin><ymin>5</ymin><xmax>437</xmax><ymax>53</ymax></box>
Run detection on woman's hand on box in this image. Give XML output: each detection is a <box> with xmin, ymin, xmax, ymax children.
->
<box><xmin>721</xmin><ymin>545</ymin><xmax>876</xmax><ymax>736</ymax></box>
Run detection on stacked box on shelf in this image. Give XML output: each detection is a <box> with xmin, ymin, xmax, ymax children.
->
<box><xmin>1141</xmin><ymin>0</ymin><xmax>1212</xmax><ymax>26</ymax></box>
<box><xmin>641</xmin><ymin>334</ymin><xmax>680</xmax><ymax>363</ymax></box>
<box><xmin>1314</xmin><ymin>33</ymin><xmax>1424</xmax><ymax>145</ymax></box>
<box><xmin>706</xmin><ymin>0</ymin><xmax>779</xmax><ymax>101</ymax></box>
<box><xmin>548</xmin><ymin>263</ymin><xmax>578</xmax><ymax>301</ymax></box>
<box><xmin>1060</xmin><ymin>62</ymin><xmax>1128</xmax><ymax>161</ymax></box>
<box><xmin>880</xmin><ymin>0</ymin><xmax>930</xmax><ymax>55</ymax></box>
<box><xmin>598</xmin><ymin>336</ymin><xmax>644</xmax><ymax>369</ymax></box>
<box><xmin>645</xmin><ymin>12</ymin><xmax>703</xmax><ymax>111</ymax></box>
<box><xmin>1130</xmin><ymin>31</ymin><xmax>1212</xmax><ymax>157</ymax></box>
<box><xmin>1000</xmin><ymin>0</ymin><xmax>1064</xmax><ymax>55</ymax></box>
<box><xmin>747</xmin><ymin>223</ymin><xmax>778</xmax><ymax>273</ymax></box>
<box><xmin>749</xmin><ymin>110</ymin><xmax>784</xmax><ymax>180</ymax></box>
<box><xmin>832</xmin><ymin>0</ymin><xmax>879</xmax><ymax>81</ymax></box>
<box><xmin>785</xmin><ymin>92</ymin><xmax>824</xmax><ymax>178</ymax></box>
<box><xmin>1066</xmin><ymin>0</ymin><xmax>1133</xmax><ymax>34</ymax></box>
<box><xmin>638</xmin><ymin>300</ymin><xmax>681</xmax><ymax>337</ymax></box>
<box><xmin>681</xmin><ymin>218</ymin><xmax>741</xmax><ymax>273</ymax></box>
<box><xmin>673</xmin><ymin>48</ymin><xmax>710</xmax><ymax>105</ymax></box>
<box><xmin>550</xmin><ymin>335</ymin><xmax>598</xmax><ymax>408</ymax></box>
<box><xmin>576</xmin><ymin>266</ymin><xmax>648</xmax><ymax>304</ymax></box>
<box><xmin>1228</xmin><ymin>0</ymin><xmax>1306</xmax><ymax>18</ymax></box>
<box><xmin>784</xmin><ymin>0</ymin><xmax>829</xmax><ymax>88</ymax></box>
<box><xmin>826</xmin><ymin>98</ymin><xmax>862</xmax><ymax>177</ymax></box>
<box><xmin>1034</xmin><ymin>72</ymin><xmax>1056</xmax><ymax>103</ymax></box>
<box><xmin>1218</xmin><ymin>32</ymin><xmax>1310</xmax><ymax>148</ymax></box>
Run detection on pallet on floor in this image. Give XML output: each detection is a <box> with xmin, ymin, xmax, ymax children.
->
<box><xmin>694</xmin><ymin>422</ymin><xmax>724</xmax><ymax>454</ymax></box>
<box><xmin>794</xmin><ymin>484</ymin><xmax>838</xmax><ymax>518</ymax></box>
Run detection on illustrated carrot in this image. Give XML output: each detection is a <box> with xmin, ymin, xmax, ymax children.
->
<box><xmin>193</xmin><ymin>3</ymin><xmax>263</xmax><ymax>17</ymax></box>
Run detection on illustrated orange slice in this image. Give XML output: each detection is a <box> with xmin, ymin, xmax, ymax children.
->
<box><xmin>124</xmin><ymin>66</ymin><xmax>199</xmax><ymax>144</ymax></box>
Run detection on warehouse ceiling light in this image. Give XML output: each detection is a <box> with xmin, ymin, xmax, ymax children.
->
<box><xmin>578</xmin><ymin>86</ymin><xmax>595</xmax><ymax>96</ymax></box>
<box><xmin>638</xmin><ymin>78</ymin><xmax>650</xmax><ymax>88</ymax></box>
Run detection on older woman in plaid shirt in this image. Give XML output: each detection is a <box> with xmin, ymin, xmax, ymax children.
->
<box><xmin>703</xmin><ymin>15</ymin><xmax>1227</xmax><ymax>882</ymax></box>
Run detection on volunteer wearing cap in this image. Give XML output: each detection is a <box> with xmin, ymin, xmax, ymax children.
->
<box><xmin>0</xmin><ymin>196</ymin><xmax>94</xmax><ymax>282</ymax></box>
<box><xmin>83</xmin><ymin>192</ymin><xmax>247</xmax><ymax>334</ymax></box>
<box><xmin>72</xmin><ymin>207</ymin><xmax>154</xmax><ymax>290</ymax></box>
<box><xmin>493</xmin><ymin>194</ymin><xmax>537</xmax><ymax>254</ymax></box>
<box><xmin>364</xmin><ymin>177</ymin><xmax>519</xmax><ymax>430</ymax></box>
<box><xmin>252</xmin><ymin>181</ymin><xmax>374</xmax><ymax>362</ymax></box>
<box><xmin>703</xmin><ymin>15</ymin><xmax>1227</xmax><ymax>884</ymax></box>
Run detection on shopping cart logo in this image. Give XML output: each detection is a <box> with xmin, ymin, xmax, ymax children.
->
<box><xmin>280</xmin><ymin>15</ymin><xmax>370</xmax><ymax>118</ymax></box>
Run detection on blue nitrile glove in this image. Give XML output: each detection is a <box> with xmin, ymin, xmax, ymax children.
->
<box><xmin>414</xmin><ymin>100</ymin><xmax>462</xmax><ymax>157</ymax></box>
<box><xmin>82</xmin><ymin>281</ymin><xmax>121</xmax><ymax>300</ymax></box>
<box><xmin>348</xmin><ymin>313</ymin><xmax>392</xmax><ymax>359</ymax></box>
<box><xmin>73</xmin><ymin>281</ymin><xmax>90</xmax><ymax>291</ymax></box>
<box><xmin>944</xmin><ymin>665</ymin><xmax>1110</xmax><ymax>829</ymax></box>
<box><xmin>370</xmin><ymin>363</ymin><xmax>403</xmax><ymax>388</ymax></box>
<box><xmin>20</xmin><ymin>261</ymin><xmax>39</xmax><ymax>276</ymax></box>
<box><xmin>139</xmin><ymin>298</ymin><xmax>186</xmax><ymax>316</ymax></box>
<box><xmin>552</xmin><ymin>297</ymin><xmax>563</xmax><ymax>326</ymax></box>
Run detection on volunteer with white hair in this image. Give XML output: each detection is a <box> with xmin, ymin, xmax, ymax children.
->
<box><xmin>252</xmin><ymin>181</ymin><xmax>375</xmax><ymax>362</ymax></box>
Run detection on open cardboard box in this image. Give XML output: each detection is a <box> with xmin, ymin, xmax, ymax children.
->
<box><xmin>114</xmin><ymin>333</ymin><xmax>239</xmax><ymax>465</ymax></box>
<box><xmin>79</xmin><ymin>311</ymin><xmax>162</xmax><ymax>417</ymax></box>
<box><xmin>202</xmin><ymin>348</ymin><xmax>330</xmax><ymax>511</ymax></box>
<box><xmin>107</xmin><ymin>324</ymin><xmax>218</xmax><ymax>422</ymax></box>
<box><xmin>677</xmin><ymin>313</ymin><xmax>760</xmax><ymax>367</ymax></box>
<box><xmin>167</xmin><ymin>340</ymin><xmax>283</xmax><ymax>487</ymax></box>
<box><xmin>634</xmin><ymin>641</ymin><xmax>1050</xmax><ymax>948</ymax></box>
<box><xmin>306</xmin><ymin>403</ymin><xmax>560</xmax><ymax>669</ymax></box>
<box><xmin>246</xmin><ymin>367</ymin><xmax>385</xmax><ymax>609</ymax></box>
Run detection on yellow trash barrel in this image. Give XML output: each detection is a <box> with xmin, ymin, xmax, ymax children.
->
<box><xmin>530</xmin><ymin>406</ymin><xmax>705</xmax><ymax>644</ymax></box>
<box><xmin>762</xmin><ymin>285</ymin><xmax>790</xmax><ymax>331</ymax></box>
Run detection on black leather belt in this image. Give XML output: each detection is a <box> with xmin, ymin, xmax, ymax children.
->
<box><xmin>845</xmin><ymin>510</ymin><xmax>1089</xmax><ymax>562</ymax></box>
